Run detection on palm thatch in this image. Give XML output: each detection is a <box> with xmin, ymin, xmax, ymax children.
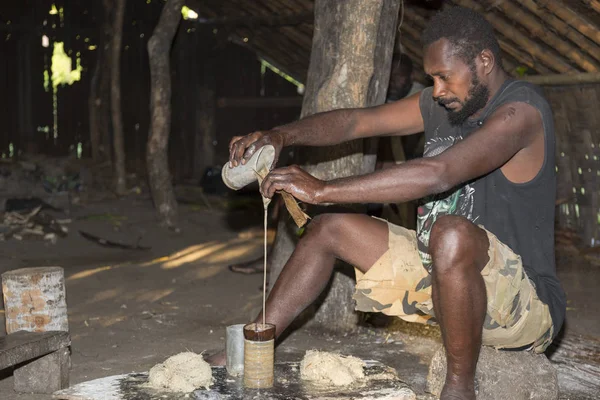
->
<box><xmin>187</xmin><ymin>0</ymin><xmax>600</xmax><ymax>85</ymax></box>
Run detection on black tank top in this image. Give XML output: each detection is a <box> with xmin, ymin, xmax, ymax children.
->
<box><xmin>417</xmin><ymin>79</ymin><xmax>566</xmax><ymax>336</ymax></box>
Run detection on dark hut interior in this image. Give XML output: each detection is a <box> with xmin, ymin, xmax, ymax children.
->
<box><xmin>0</xmin><ymin>1</ymin><xmax>598</xmax><ymax>399</ymax></box>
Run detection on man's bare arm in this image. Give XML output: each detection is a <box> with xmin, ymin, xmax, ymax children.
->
<box><xmin>229</xmin><ymin>91</ymin><xmax>424</xmax><ymax>167</ymax></box>
<box><xmin>260</xmin><ymin>102</ymin><xmax>542</xmax><ymax>205</ymax></box>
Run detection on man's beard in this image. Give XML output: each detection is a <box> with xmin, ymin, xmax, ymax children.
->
<box><xmin>439</xmin><ymin>75</ymin><xmax>490</xmax><ymax>126</ymax></box>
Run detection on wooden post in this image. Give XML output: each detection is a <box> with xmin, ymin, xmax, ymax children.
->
<box><xmin>268</xmin><ymin>0</ymin><xmax>401</xmax><ymax>333</ymax></box>
<box><xmin>111</xmin><ymin>0</ymin><xmax>127</xmax><ymax>194</ymax></box>
<box><xmin>2</xmin><ymin>267</ymin><xmax>68</xmax><ymax>334</ymax></box>
<box><xmin>147</xmin><ymin>0</ymin><xmax>184</xmax><ymax>227</ymax></box>
<box><xmin>89</xmin><ymin>0</ymin><xmax>114</xmax><ymax>163</ymax></box>
<box><xmin>17</xmin><ymin>33</ymin><xmax>34</xmax><ymax>155</ymax></box>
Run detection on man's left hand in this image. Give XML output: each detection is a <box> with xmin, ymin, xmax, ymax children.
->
<box><xmin>260</xmin><ymin>165</ymin><xmax>325</xmax><ymax>205</ymax></box>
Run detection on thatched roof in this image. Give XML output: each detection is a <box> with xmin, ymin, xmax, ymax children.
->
<box><xmin>188</xmin><ymin>0</ymin><xmax>600</xmax><ymax>84</ymax></box>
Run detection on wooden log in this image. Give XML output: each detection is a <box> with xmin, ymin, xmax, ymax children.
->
<box><xmin>488</xmin><ymin>0</ymin><xmax>599</xmax><ymax>72</ymax></box>
<box><xmin>289</xmin><ymin>0</ymin><xmax>401</xmax><ymax>332</ymax></box>
<box><xmin>2</xmin><ymin>267</ymin><xmax>69</xmax><ymax>334</ymax></box>
<box><xmin>498</xmin><ymin>39</ymin><xmax>553</xmax><ymax>75</ymax></box>
<box><xmin>582</xmin><ymin>0</ymin><xmax>600</xmax><ymax>14</ymax></box>
<box><xmin>147</xmin><ymin>0</ymin><xmax>184</xmax><ymax>228</ymax></box>
<box><xmin>408</xmin><ymin>3</ymin><xmax>550</xmax><ymax>75</ymax></box>
<box><xmin>535</xmin><ymin>0</ymin><xmax>600</xmax><ymax>45</ymax></box>
<box><xmin>452</xmin><ymin>0</ymin><xmax>576</xmax><ymax>74</ymax></box>
<box><xmin>111</xmin><ymin>0</ymin><xmax>127</xmax><ymax>195</ymax></box>
<box><xmin>519</xmin><ymin>0</ymin><xmax>600</xmax><ymax>64</ymax></box>
<box><xmin>521</xmin><ymin>72</ymin><xmax>600</xmax><ymax>86</ymax></box>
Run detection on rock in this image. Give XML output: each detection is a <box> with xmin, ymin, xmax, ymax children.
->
<box><xmin>427</xmin><ymin>345</ymin><xmax>558</xmax><ymax>400</ymax></box>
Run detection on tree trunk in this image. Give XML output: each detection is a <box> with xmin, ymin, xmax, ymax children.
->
<box><xmin>268</xmin><ymin>0</ymin><xmax>400</xmax><ymax>333</ymax></box>
<box><xmin>110</xmin><ymin>0</ymin><xmax>127</xmax><ymax>193</ymax></box>
<box><xmin>196</xmin><ymin>87</ymin><xmax>216</xmax><ymax>176</ymax></box>
<box><xmin>89</xmin><ymin>0</ymin><xmax>113</xmax><ymax>162</ymax></box>
<box><xmin>147</xmin><ymin>0</ymin><xmax>183</xmax><ymax>227</ymax></box>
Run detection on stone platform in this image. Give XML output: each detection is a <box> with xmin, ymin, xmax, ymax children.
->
<box><xmin>53</xmin><ymin>361</ymin><xmax>416</xmax><ymax>400</ymax></box>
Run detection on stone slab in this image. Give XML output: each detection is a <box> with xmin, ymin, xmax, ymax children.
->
<box><xmin>0</xmin><ymin>330</ymin><xmax>70</xmax><ymax>370</ymax></box>
<box><xmin>14</xmin><ymin>346</ymin><xmax>70</xmax><ymax>393</ymax></box>
<box><xmin>53</xmin><ymin>361</ymin><xmax>417</xmax><ymax>400</ymax></box>
<box><xmin>428</xmin><ymin>345</ymin><xmax>559</xmax><ymax>400</ymax></box>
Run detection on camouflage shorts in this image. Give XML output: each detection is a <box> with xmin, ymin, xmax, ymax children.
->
<box><xmin>353</xmin><ymin>220</ymin><xmax>554</xmax><ymax>353</ymax></box>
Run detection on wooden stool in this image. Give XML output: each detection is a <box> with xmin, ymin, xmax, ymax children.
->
<box><xmin>1</xmin><ymin>266</ymin><xmax>71</xmax><ymax>393</ymax></box>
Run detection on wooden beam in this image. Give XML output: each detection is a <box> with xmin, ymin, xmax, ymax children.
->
<box><xmin>518</xmin><ymin>0</ymin><xmax>600</xmax><ymax>64</ymax></box>
<box><xmin>521</xmin><ymin>72</ymin><xmax>600</xmax><ymax>86</ymax></box>
<box><xmin>535</xmin><ymin>0</ymin><xmax>600</xmax><ymax>45</ymax></box>
<box><xmin>195</xmin><ymin>11</ymin><xmax>313</xmax><ymax>28</ymax></box>
<box><xmin>217</xmin><ymin>96</ymin><xmax>303</xmax><ymax>108</ymax></box>
<box><xmin>581</xmin><ymin>0</ymin><xmax>600</xmax><ymax>17</ymax></box>
<box><xmin>452</xmin><ymin>0</ymin><xmax>576</xmax><ymax>73</ymax></box>
<box><xmin>488</xmin><ymin>0</ymin><xmax>599</xmax><ymax>72</ymax></box>
<box><xmin>497</xmin><ymin>38</ymin><xmax>553</xmax><ymax>75</ymax></box>
<box><xmin>404</xmin><ymin>6</ymin><xmax>551</xmax><ymax>75</ymax></box>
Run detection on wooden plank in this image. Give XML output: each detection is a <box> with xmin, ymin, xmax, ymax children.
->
<box><xmin>0</xmin><ymin>330</ymin><xmax>70</xmax><ymax>370</ymax></box>
<box><xmin>521</xmin><ymin>72</ymin><xmax>600</xmax><ymax>86</ymax></box>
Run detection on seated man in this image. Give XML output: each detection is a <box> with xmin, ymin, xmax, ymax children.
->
<box><xmin>221</xmin><ymin>7</ymin><xmax>566</xmax><ymax>400</ymax></box>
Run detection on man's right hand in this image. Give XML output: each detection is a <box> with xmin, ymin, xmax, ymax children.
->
<box><xmin>228</xmin><ymin>130</ymin><xmax>284</xmax><ymax>169</ymax></box>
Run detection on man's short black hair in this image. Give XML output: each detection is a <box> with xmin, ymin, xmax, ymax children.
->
<box><xmin>421</xmin><ymin>6</ymin><xmax>502</xmax><ymax>67</ymax></box>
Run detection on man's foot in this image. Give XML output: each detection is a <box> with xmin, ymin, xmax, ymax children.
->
<box><xmin>440</xmin><ymin>385</ymin><xmax>476</xmax><ymax>400</ymax></box>
<box><xmin>228</xmin><ymin>257</ymin><xmax>266</xmax><ymax>274</ymax></box>
<box><xmin>204</xmin><ymin>350</ymin><xmax>226</xmax><ymax>366</ymax></box>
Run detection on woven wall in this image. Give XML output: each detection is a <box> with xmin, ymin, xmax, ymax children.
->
<box><xmin>545</xmin><ymin>84</ymin><xmax>600</xmax><ymax>246</ymax></box>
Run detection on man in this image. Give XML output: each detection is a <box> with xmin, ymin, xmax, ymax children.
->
<box><xmin>222</xmin><ymin>7</ymin><xmax>566</xmax><ymax>400</ymax></box>
<box><xmin>229</xmin><ymin>53</ymin><xmax>423</xmax><ymax>275</ymax></box>
<box><xmin>387</xmin><ymin>52</ymin><xmax>425</xmax><ymax>103</ymax></box>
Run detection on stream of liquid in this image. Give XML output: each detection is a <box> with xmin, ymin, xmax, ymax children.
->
<box><xmin>262</xmin><ymin>202</ymin><xmax>268</xmax><ymax>327</ymax></box>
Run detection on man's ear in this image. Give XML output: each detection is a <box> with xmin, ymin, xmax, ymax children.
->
<box><xmin>479</xmin><ymin>49</ymin><xmax>495</xmax><ymax>75</ymax></box>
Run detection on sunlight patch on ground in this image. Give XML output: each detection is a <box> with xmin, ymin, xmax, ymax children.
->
<box><xmin>194</xmin><ymin>265</ymin><xmax>226</xmax><ymax>280</ymax></box>
<box><xmin>90</xmin><ymin>288</ymin><xmax>122</xmax><ymax>302</ymax></box>
<box><xmin>67</xmin><ymin>236</ymin><xmax>264</xmax><ymax>280</ymax></box>
<box><xmin>135</xmin><ymin>288</ymin><xmax>175</xmax><ymax>303</ymax></box>
<box><xmin>69</xmin><ymin>265</ymin><xmax>118</xmax><ymax>280</ymax></box>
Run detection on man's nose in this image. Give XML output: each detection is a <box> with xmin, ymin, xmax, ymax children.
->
<box><xmin>432</xmin><ymin>80</ymin><xmax>447</xmax><ymax>99</ymax></box>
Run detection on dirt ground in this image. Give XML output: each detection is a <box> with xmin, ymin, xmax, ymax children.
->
<box><xmin>0</xmin><ymin>193</ymin><xmax>598</xmax><ymax>400</ymax></box>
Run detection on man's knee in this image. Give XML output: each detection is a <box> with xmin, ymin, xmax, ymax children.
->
<box><xmin>304</xmin><ymin>213</ymin><xmax>350</xmax><ymax>246</ymax></box>
<box><xmin>429</xmin><ymin>215</ymin><xmax>488</xmax><ymax>273</ymax></box>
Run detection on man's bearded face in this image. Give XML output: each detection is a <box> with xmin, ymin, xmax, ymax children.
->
<box><xmin>436</xmin><ymin>70</ymin><xmax>490</xmax><ymax>126</ymax></box>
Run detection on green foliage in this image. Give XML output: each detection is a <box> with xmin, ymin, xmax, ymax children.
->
<box><xmin>181</xmin><ymin>6</ymin><xmax>198</xmax><ymax>20</ymax></box>
<box><xmin>50</xmin><ymin>42</ymin><xmax>82</xmax><ymax>88</ymax></box>
<box><xmin>515</xmin><ymin>66</ymin><xmax>529</xmax><ymax>77</ymax></box>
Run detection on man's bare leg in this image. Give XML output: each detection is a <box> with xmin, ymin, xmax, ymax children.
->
<box><xmin>429</xmin><ymin>215</ymin><xmax>489</xmax><ymax>400</ymax></box>
<box><xmin>206</xmin><ymin>213</ymin><xmax>388</xmax><ymax>364</ymax></box>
